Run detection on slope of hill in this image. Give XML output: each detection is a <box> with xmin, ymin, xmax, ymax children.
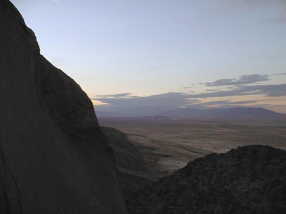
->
<box><xmin>127</xmin><ymin>145</ymin><xmax>286</xmax><ymax>214</ymax></box>
<box><xmin>102</xmin><ymin>127</ymin><xmax>153</xmax><ymax>196</ymax></box>
<box><xmin>102</xmin><ymin>127</ymin><xmax>145</xmax><ymax>172</ymax></box>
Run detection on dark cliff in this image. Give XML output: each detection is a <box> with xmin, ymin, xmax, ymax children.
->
<box><xmin>0</xmin><ymin>1</ymin><xmax>127</xmax><ymax>213</ymax></box>
<box><xmin>102</xmin><ymin>127</ymin><xmax>153</xmax><ymax>197</ymax></box>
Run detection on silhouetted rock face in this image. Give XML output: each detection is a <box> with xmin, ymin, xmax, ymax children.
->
<box><xmin>102</xmin><ymin>127</ymin><xmax>153</xmax><ymax>198</ymax></box>
<box><xmin>127</xmin><ymin>146</ymin><xmax>286</xmax><ymax>214</ymax></box>
<box><xmin>102</xmin><ymin>127</ymin><xmax>145</xmax><ymax>172</ymax></box>
<box><xmin>0</xmin><ymin>1</ymin><xmax>127</xmax><ymax>213</ymax></box>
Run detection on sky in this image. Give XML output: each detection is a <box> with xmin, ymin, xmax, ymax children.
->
<box><xmin>12</xmin><ymin>0</ymin><xmax>286</xmax><ymax>114</ymax></box>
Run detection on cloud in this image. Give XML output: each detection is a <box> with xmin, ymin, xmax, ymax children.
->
<box><xmin>93</xmin><ymin>90</ymin><xmax>283</xmax><ymax>117</ymax></box>
<box><xmin>205</xmin><ymin>74</ymin><xmax>269</xmax><ymax>87</ymax></box>
<box><xmin>93</xmin><ymin>80</ymin><xmax>286</xmax><ymax>116</ymax></box>
<box><xmin>200</xmin><ymin>100</ymin><xmax>257</xmax><ymax>106</ymax></box>
<box><xmin>192</xmin><ymin>84</ymin><xmax>286</xmax><ymax>98</ymax></box>
<box><xmin>94</xmin><ymin>92</ymin><xmax>196</xmax><ymax>117</ymax></box>
<box><xmin>272</xmin><ymin>72</ymin><xmax>286</xmax><ymax>76</ymax></box>
<box><xmin>96</xmin><ymin>93</ymin><xmax>132</xmax><ymax>99</ymax></box>
<box><xmin>94</xmin><ymin>73</ymin><xmax>286</xmax><ymax>116</ymax></box>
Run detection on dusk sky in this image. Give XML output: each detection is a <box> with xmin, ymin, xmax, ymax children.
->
<box><xmin>12</xmin><ymin>0</ymin><xmax>286</xmax><ymax>114</ymax></box>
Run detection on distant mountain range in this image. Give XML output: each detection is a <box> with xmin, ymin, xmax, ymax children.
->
<box><xmin>96</xmin><ymin>107</ymin><xmax>286</xmax><ymax>121</ymax></box>
<box><xmin>159</xmin><ymin>107</ymin><xmax>286</xmax><ymax>121</ymax></box>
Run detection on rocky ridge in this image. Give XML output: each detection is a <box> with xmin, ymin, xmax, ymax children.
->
<box><xmin>126</xmin><ymin>145</ymin><xmax>286</xmax><ymax>214</ymax></box>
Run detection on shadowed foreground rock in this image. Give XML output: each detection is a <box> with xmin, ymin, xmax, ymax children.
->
<box><xmin>0</xmin><ymin>1</ymin><xmax>127</xmax><ymax>213</ymax></box>
<box><xmin>127</xmin><ymin>145</ymin><xmax>286</xmax><ymax>214</ymax></box>
<box><xmin>102</xmin><ymin>127</ymin><xmax>145</xmax><ymax>173</ymax></box>
<box><xmin>102</xmin><ymin>127</ymin><xmax>153</xmax><ymax>197</ymax></box>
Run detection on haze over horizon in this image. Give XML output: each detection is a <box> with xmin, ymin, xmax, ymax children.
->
<box><xmin>12</xmin><ymin>0</ymin><xmax>286</xmax><ymax>113</ymax></box>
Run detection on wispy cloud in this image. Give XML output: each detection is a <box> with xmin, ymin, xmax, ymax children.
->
<box><xmin>192</xmin><ymin>84</ymin><xmax>286</xmax><ymax>98</ymax></box>
<box><xmin>93</xmin><ymin>73</ymin><xmax>286</xmax><ymax>116</ymax></box>
<box><xmin>94</xmin><ymin>92</ymin><xmax>196</xmax><ymax>117</ymax></box>
<box><xmin>201</xmin><ymin>100</ymin><xmax>257</xmax><ymax>106</ymax></box>
<box><xmin>205</xmin><ymin>74</ymin><xmax>269</xmax><ymax>87</ymax></box>
<box><xmin>93</xmin><ymin>87</ymin><xmax>286</xmax><ymax>117</ymax></box>
<box><xmin>272</xmin><ymin>72</ymin><xmax>286</xmax><ymax>76</ymax></box>
<box><xmin>96</xmin><ymin>93</ymin><xmax>133</xmax><ymax>99</ymax></box>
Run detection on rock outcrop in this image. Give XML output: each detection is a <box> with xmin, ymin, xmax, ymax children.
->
<box><xmin>102</xmin><ymin>127</ymin><xmax>153</xmax><ymax>197</ymax></box>
<box><xmin>127</xmin><ymin>145</ymin><xmax>286</xmax><ymax>214</ymax></box>
<box><xmin>102</xmin><ymin>127</ymin><xmax>145</xmax><ymax>173</ymax></box>
<box><xmin>0</xmin><ymin>1</ymin><xmax>127</xmax><ymax>213</ymax></box>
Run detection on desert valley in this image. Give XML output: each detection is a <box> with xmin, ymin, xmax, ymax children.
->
<box><xmin>100</xmin><ymin>108</ymin><xmax>286</xmax><ymax>177</ymax></box>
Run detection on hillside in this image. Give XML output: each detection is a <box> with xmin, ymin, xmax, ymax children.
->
<box><xmin>102</xmin><ymin>127</ymin><xmax>146</xmax><ymax>172</ymax></box>
<box><xmin>127</xmin><ymin>145</ymin><xmax>286</xmax><ymax>214</ymax></box>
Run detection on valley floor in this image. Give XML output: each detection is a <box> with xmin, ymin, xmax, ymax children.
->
<box><xmin>100</xmin><ymin>119</ymin><xmax>286</xmax><ymax>177</ymax></box>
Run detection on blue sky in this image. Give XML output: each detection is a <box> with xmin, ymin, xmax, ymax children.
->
<box><xmin>12</xmin><ymin>0</ymin><xmax>286</xmax><ymax>113</ymax></box>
